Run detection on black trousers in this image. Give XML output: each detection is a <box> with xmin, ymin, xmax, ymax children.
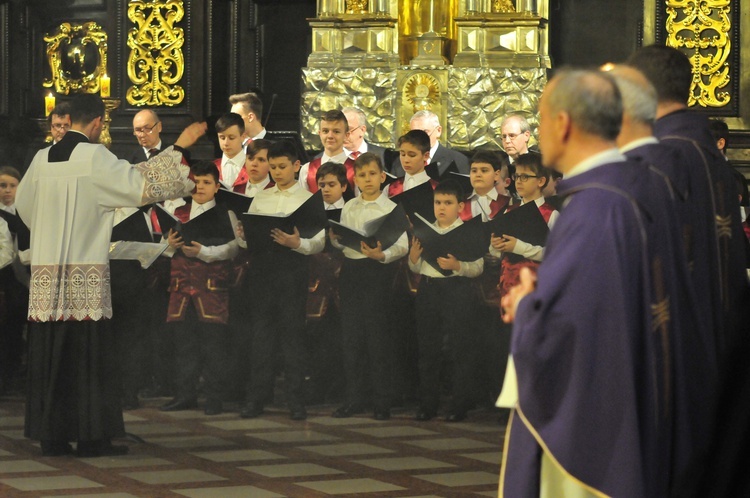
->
<box><xmin>172</xmin><ymin>304</ymin><xmax>229</xmax><ymax>400</ymax></box>
<box><xmin>246</xmin><ymin>251</ymin><xmax>309</xmax><ymax>408</ymax></box>
<box><xmin>25</xmin><ymin>321</ymin><xmax>125</xmax><ymax>443</ymax></box>
<box><xmin>414</xmin><ymin>275</ymin><xmax>480</xmax><ymax>412</ymax></box>
<box><xmin>339</xmin><ymin>258</ymin><xmax>397</xmax><ymax>410</ymax></box>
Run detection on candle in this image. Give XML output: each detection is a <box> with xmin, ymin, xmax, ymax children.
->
<box><xmin>466</xmin><ymin>0</ymin><xmax>477</xmax><ymax>13</ymax></box>
<box><xmin>45</xmin><ymin>93</ymin><xmax>55</xmax><ymax>117</ymax></box>
<box><xmin>100</xmin><ymin>73</ymin><xmax>110</xmax><ymax>98</ymax></box>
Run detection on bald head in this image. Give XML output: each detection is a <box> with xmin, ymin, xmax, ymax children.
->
<box><xmin>538</xmin><ymin>69</ymin><xmax>622</xmax><ymax>172</ymax></box>
<box><xmin>132</xmin><ymin>109</ymin><xmax>162</xmax><ymax>149</ymax></box>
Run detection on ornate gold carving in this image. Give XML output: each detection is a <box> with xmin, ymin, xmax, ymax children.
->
<box><xmin>666</xmin><ymin>0</ymin><xmax>731</xmax><ymax>108</ymax></box>
<box><xmin>99</xmin><ymin>98</ymin><xmax>121</xmax><ymax>149</ymax></box>
<box><xmin>403</xmin><ymin>73</ymin><xmax>440</xmax><ymax>113</ymax></box>
<box><xmin>493</xmin><ymin>0</ymin><xmax>516</xmax><ymax>13</ymax></box>
<box><xmin>43</xmin><ymin>22</ymin><xmax>108</xmax><ymax>95</ymax></box>
<box><xmin>126</xmin><ymin>0</ymin><xmax>186</xmax><ymax>107</ymax></box>
<box><xmin>345</xmin><ymin>0</ymin><xmax>368</xmax><ymax>14</ymax></box>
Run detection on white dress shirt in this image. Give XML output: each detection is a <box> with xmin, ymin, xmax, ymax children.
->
<box><xmin>220</xmin><ymin>150</ymin><xmax>246</xmax><ymax>189</ymax></box>
<box><xmin>403</xmin><ymin>170</ymin><xmax>431</xmax><ymax>191</ymax></box>
<box><xmin>467</xmin><ymin>188</ymin><xmax>500</xmax><ymax>221</ymax></box>
<box><xmin>332</xmin><ymin>192</ymin><xmax>408</xmax><ymax>264</ymax></box>
<box><xmin>245</xmin><ymin>183</ymin><xmax>325</xmax><ymax>255</ymax></box>
<box><xmin>489</xmin><ymin>196</ymin><xmax>559</xmax><ymax>261</ymax></box>
<box><xmin>299</xmin><ymin>150</ymin><xmax>349</xmax><ymax>191</ymax></box>
<box><xmin>408</xmin><ymin>217</ymin><xmax>484</xmax><ymax>278</ymax></box>
<box><xmin>245</xmin><ymin>177</ymin><xmax>271</xmax><ymax>198</ymax></box>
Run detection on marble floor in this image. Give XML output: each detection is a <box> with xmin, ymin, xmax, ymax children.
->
<box><xmin>0</xmin><ymin>395</ymin><xmax>506</xmax><ymax>497</ymax></box>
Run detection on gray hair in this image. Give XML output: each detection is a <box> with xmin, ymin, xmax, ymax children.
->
<box><xmin>342</xmin><ymin>106</ymin><xmax>367</xmax><ymax>128</ymax></box>
<box><xmin>608</xmin><ymin>66</ymin><xmax>657</xmax><ymax>126</ymax></box>
<box><xmin>410</xmin><ymin>110</ymin><xmax>440</xmax><ymax>129</ymax></box>
<box><xmin>546</xmin><ymin>69</ymin><xmax>622</xmax><ymax>141</ymax></box>
<box><xmin>501</xmin><ymin>114</ymin><xmax>531</xmax><ymax>133</ymax></box>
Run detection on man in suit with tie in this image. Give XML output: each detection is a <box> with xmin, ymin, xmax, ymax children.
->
<box><xmin>391</xmin><ymin>110</ymin><xmax>469</xmax><ymax>176</ymax></box>
<box><xmin>128</xmin><ymin>110</ymin><xmax>164</xmax><ymax>163</ymax></box>
<box><xmin>342</xmin><ymin>107</ymin><xmax>386</xmax><ymax>163</ymax></box>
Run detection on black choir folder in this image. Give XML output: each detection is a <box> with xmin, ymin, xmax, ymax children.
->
<box><xmin>151</xmin><ymin>202</ymin><xmax>235</xmax><ymax>246</ymax></box>
<box><xmin>411</xmin><ymin>213</ymin><xmax>488</xmax><ymax>275</ymax></box>
<box><xmin>485</xmin><ymin>201</ymin><xmax>550</xmax><ymax>247</ymax></box>
<box><xmin>329</xmin><ymin>203</ymin><xmax>409</xmax><ymax>254</ymax></box>
<box><xmin>390</xmin><ymin>180</ymin><xmax>436</xmax><ymax>222</ymax></box>
<box><xmin>216</xmin><ymin>187</ymin><xmax>254</xmax><ymax>215</ymax></box>
<box><xmin>240</xmin><ymin>190</ymin><xmax>328</xmax><ymax>253</ymax></box>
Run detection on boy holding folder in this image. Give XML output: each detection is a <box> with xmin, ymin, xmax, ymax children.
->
<box><xmin>329</xmin><ymin>152</ymin><xmax>409</xmax><ymax>420</ymax></box>
<box><xmin>238</xmin><ymin>140</ymin><xmax>326</xmax><ymax>421</ymax></box>
<box><xmin>409</xmin><ymin>180</ymin><xmax>485</xmax><ymax>421</ymax></box>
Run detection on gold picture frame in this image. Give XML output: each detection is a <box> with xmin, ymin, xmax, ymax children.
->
<box><xmin>43</xmin><ymin>21</ymin><xmax>108</xmax><ymax>95</ymax></box>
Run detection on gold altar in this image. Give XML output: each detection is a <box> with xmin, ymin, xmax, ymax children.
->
<box><xmin>301</xmin><ymin>0</ymin><xmax>550</xmax><ymax>151</ymax></box>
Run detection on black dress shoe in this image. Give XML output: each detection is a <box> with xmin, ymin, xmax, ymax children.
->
<box><xmin>204</xmin><ymin>398</ymin><xmax>223</xmax><ymax>416</ymax></box>
<box><xmin>332</xmin><ymin>403</ymin><xmax>365</xmax><ymax>418</ymax></box>
<box><xmin>75</xmin><ymin>440</ymin><xmax>129</xmax><ymax>458</ymax></box>
<box><xmin>159</xmin><ymin>397</ymin><xmax>198</xmax><ymax>412</ymax></box>
<box><xmin>373</xmin><ymin>408</ymin><xmax>390</xmax><ymax>421</ymax></box>
<box><xmin>415</xmin><ymin>409</ymin><xmax>436</xmax><ymax>421</ymax></box>
<box><xmin>41</xmin><ymin>440</ymin><xmax>73</xmax><ymax>457</ymax></box>
<box><xmin>289</xmin><ymin>406</ymin><xmax>307</xmax><ymax>421</ymax></box>
<box><xmin>445</xmin><ymin>411</ymin><xmax>467</xmax><ymax>422</ymax></box>
<box><xmin>239</xmin><ymin>401</ymin><xmax>264</xmax><ymax>419</ymax></box>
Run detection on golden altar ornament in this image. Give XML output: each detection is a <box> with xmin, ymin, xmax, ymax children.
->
<box><xmin>43</xmin><ymin>22</ymin><xmax>108</xmax><ymax>95</ymax></box>
<box><xmin>126</xmin><ymin>0</ymin><xmax>186</xmax><ymax>107</ymax></box>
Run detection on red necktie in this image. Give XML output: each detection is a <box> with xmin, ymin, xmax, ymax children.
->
<box><xmin>350</xmin><ymin>151</ymin><xmax>361</xmax><ymax>160</ymax></box>
<box><xmin>148</xmin><ymin>148</ymin><xmax>159</xmax><ymax>158</ymax></box>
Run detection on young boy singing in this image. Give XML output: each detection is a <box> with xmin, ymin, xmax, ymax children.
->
<box><xmin>388</xmin><ymin>129</ymin><xmax>435</xmax><ymax>197</ymax></box>
<box><xmin>462</xmin><ymin>150</ymin><xmax>511</xmax><ymax>221</ymax></box>
<box><xmin>241</xmin><ymin>138</ymin><xmax>274</xmax><ymax>197</ymax></box>
<box><xmin>214</xmin><ymin>113</ymin><xmax>247</xmax><ymax>192</ymax></box>
<box><xmin>330</xmin><ymin>152</ymin><xmax>408</xmax><ymax>420</ymax></box>
<box><xmin>300</xmin><ymin>110</ymin><xmax>356</xmax><ymax>194</ymax></box>
<box><xmin>409</xmin><ymin>180</ymin><xmax>484</xmax><ymax>421</ymax></box>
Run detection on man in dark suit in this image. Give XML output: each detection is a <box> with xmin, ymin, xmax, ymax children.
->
<box><xmin>342</xmin><ymin>106</ymin><xmax>387</xmax><ymax>162</ymax></box>
<box><xmin>128</xmin><ymin>109</ymin><xmax>164</xmax><ymax>163</ymax></box>
<box><xmin>390</xmin><ymin>110</ymin><xmax>469</xmax><ymax>176</ymax></box>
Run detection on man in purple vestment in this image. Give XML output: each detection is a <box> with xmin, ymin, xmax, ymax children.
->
<box><xmin>500</xmin><ymin>69</ymin><xmax>678</xmax><ymax>497</ymax></box>
<box><xmin>629</xmin><ymin>44</ymin><xmax>750</xmax><ymax>497</ymax></box>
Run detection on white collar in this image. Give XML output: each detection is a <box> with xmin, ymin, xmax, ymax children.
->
<box><xmin>619</xmin><ymin>136</ymin><xmax>659</xmax><ymax>154</ymax></box>
<box><xmin>322</xmin><ymin>150</ymin><xmax>349</xmax><ymax>164</ymax></box>
<box><xmin>564</xmin><ymin>148</ymin><xmax>626</xmax><ymax>179</ymax></box>
<box><xmin>190</xmin><ymin>198</ymin><xmax>216</xmax><ymax>219</ymax></box>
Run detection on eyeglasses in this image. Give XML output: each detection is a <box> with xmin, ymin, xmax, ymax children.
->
<box><xmin>133</xmin><ymin>122</ymin><xmax>160</xmax><ymax>135</ymax></box>
<box><xmin>51</xmin><ymin>123</ymin><xmax>71</xmax><ymax>131</ymax></box>
<box><xmin>502</xmin><ymin>133</ymin><xmax>520</xmax><ymax>141</ymax></box>
<box><xmin>512</xmin><ymin>173</ymin><xmax>538</xmax><ymax>182</ymax></box>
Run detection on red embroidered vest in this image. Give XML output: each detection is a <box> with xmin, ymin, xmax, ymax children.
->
<box><xmin>306</xmin><ymin>157</ymin><xmax>356</xmax><ymax>193</ymax></box>
<box><xmin>460</xmin><ymin>194</ymin><xmax>511</xmax><ymax>221</ymax></box>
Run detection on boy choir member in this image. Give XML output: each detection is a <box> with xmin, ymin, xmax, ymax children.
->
<box><xmin>241</xmin><ymin>139</ymin><xmax>274</xmax><ymax>197</ymax></box>
<box><xmin>16</xmin><ymin>93</ymin><xmax>205</xmax><ymax>457</ymax></box>
<box><xmin>388</xmin><ymin>130</ymin><xmax>436</xmax><ymax>196</ymax></box>
<box><xmin>238</xmin><ymin>140</ymin><xmax>326</xmax><ymax>421</ymax></box>
<box><xmin>391</xmin><ymin>110</ymin><xmax>469</xmax><ymax>176</ymax></box>
<box><xmin>213</xmin><ymin>113</ymin><xmax>248</xmax><ymax>192</ymax></box>
<box><xmin>330</xmin><ymin>153</ymin><xmax>409</xmax><ymax>420</ymax></box>
<box><xmin>229</xmin><ymin>92</ymin><xmax>268</xmax><ymax>147</ymax></box>
<box><xmin>461</xmin><ymin>150</ymin><xmax>511</xmax><ymax>222</ymax></box>
<box><xmin>299</xmin><ymin>110</ymin><xmax>356</xmax><ymax>194</ymax></box>
<box><xmin>159</xmin><ymin>161</ymin><xmax>240</xmax><ymax>415</ymax></box>
<box><xmin>489</xmin><ymin>153</ymin><xmax>558</xmax><ymax>298</ymax></box>
<box><xmin>408</xmin><ymin>180</ymin><xmax>483</xmax><ymax>422</ymax></box>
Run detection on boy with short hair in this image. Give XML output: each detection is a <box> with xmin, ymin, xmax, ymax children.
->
<box><xmin>330</xmin><ymin>152</ymin><xmax>408</xmax><ymax>420</ymax></box>
<box><xmin>299</xmin><ymin>110</ymin><xmax>355</xmax><ymax>193</ymax></box>
<box><xmin>409</xmin><ymin>180</ymin><xmax>484</xmax><ymax>421</ymax></box>
<box><xmin>462</xmin><ymin>150</ymin><xmax>511</xmax><ymax>221</ymax></box>
<box><xmin>160</xmin><ymin>161</ymin><xmax>240</xmax><ymax>416</ymax></box>
<box><xmin>242</xmin><ymin>138</ymin><xmax>274</xmax><ymax>197</ymax></box>
<box><xmin>388</xmin><ymin>129</ymin><xmax>435</xmax><ymax>196</ymax></box>
<box><xmin>316</xmin><ymin>162</ymin><xmax>348</xmax><ymax>211</ymax></box>
<box><xmin>214</xmin><ymin>113</ymin><xmax>247</xmax><ymax>192</ymax></box>
<box><xmin>490</xmin><ymin>152</ymin><xmax>558</xmax><ymax>297</ymax></box>
<box><xmin>239</xmin><ymin>140</ymin><xmax>326</xmax><ymax>421</ymax></box>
